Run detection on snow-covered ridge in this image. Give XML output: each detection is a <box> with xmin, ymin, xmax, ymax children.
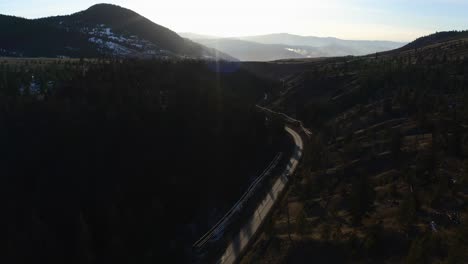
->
<box><xmin>81</xmin><ymin>24</ymin><xmax>173</xmax><ymax>58</ymax></box>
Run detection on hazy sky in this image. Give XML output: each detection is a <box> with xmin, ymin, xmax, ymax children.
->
<box><xmin>1</xmin><ymin>0</ymin><xmax>468</xmax><ymax>41</ymax></box>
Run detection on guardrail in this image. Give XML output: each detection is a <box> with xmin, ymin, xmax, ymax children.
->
<box><xmin>217</xmin><ymin>126</ymin><xmax>304</xmax><ymax>264</ymax></box>
<box><xmin>193</xmin><ymin>152</ymin><xmax>283</xmax><ymax>251</ymax></box>
<box><xmin>193</xmin><ymin>106</ymin><xmax>308</xmax><ymax>263</ymax></box>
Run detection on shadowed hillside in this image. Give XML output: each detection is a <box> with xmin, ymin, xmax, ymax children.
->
<box><xmin>2</xmin><ymin>59</ymin><xmax>281</xmax><ymax>263</ymax></box>
<box><xmin>0</xmin><ymin>4</ymin><xmax>234</xmax><ymax>60</ymax></box>
<box><xmin>241</xmin><ymin>31</ymin><xmax>468</xmax><ymax>264</ymax></box>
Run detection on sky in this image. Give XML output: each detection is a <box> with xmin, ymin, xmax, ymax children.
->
<box><xmin>1</xmin><ymin>0</ymin><xmax>468</xmax><ymax>42</ymax></box>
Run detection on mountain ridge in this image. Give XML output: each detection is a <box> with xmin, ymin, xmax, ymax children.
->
<box><xmin>0</xmin><ymin>4</ymin><xmax>235</xmax><ymax>60</ymax></box>
<box><xmin>238</xmin><ymin>33</ymin><xmax>405</xmax><ymax>47</ymax></box>
<box><xmin>398</xmin><ymin>30</ymin><xmax>468</xmax><ymax>51</ymax></box>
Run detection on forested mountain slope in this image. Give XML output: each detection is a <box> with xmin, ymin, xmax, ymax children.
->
<box><xmin>2</xmin><ymin>59</ymin><xmax>280</xmax><ymax>263</ymax></box>
<box><xmin>0</xmin><ymin>4</ymin><xmax>234</xmax><ymax>60</ymax></box>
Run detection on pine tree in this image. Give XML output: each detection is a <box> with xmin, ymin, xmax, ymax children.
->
<box><xmin>349</xmin><ymin>175</ymin><xmax>376</xmax><ymax>225</ymax></box>
<box><xmin>296</xmin><ymin>210</ymin><xmax>308</xmax><ymax>239</ymax></box>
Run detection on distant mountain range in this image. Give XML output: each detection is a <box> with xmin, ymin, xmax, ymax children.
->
<box><xmin>0</xmin><ymin>3</ymin><xmax>411</xmax><ymax>61</ymax></box>
<box><xmin>180</xmin><ymin>33</ymin><xmax>406</xmax><ymax>61</ymax></box>
<box><xmin>0</xmin><ymin>4</ymin><xmax>234</xmax><ymax>60</ymax></box>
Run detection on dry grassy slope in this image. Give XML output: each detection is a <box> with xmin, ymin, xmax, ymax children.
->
<box><xmin>380</xmin><ymin>31</ymin><xmax>468</xmax><ymax>59</ymax></box>
<box><xmin>240</xmin><ymin>31</ymin><xmax>468</xmax><ymax>264</ymax></box>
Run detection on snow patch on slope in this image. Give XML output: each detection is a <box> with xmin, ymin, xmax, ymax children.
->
<box><xmin>84</xmin><ymin>24</ymin><xmax>172</xmax><ymax>58</ymax></box>
<box><xmin>285</xmin><ymin>48</ymin><xmax>312</xmax><ymax>57</ymax></box>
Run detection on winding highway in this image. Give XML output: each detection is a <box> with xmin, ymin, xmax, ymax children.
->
<box><xmin>217</xmin><ymin>125</ymin><xmax>304</xmax><ymax>264</ymax></box>
<box><xmin>192</xmin><ymin>105</ymin><xmax>307</xmax><ymax>264</ymax></box>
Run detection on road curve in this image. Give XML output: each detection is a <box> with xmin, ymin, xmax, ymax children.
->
<box><xmin>256</xmin><ymin>105</ymin><xmax>313</xmax><ymax>137</ymax></box>
<box><xmin>217</xmin><ymin>126</ymin><xmax>304</xmax><ymax>264</ymax></box>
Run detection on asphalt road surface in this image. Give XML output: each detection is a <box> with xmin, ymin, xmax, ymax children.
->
<box><xmin>217</xmin><ymin>126</ymin><xmax>304</xmax><ymax>264</ymax></box>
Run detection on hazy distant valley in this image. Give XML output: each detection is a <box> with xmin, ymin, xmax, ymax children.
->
<box><xmin>180</xmin><ymin>32</ymin><xmax>406</xmax><ymax>61</ymax></box>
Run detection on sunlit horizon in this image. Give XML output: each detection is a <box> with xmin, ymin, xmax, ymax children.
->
<box><xmin>2</xmin><ymin>0</ymin><xmax>468</xmax><ymax>42</ymax></box>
